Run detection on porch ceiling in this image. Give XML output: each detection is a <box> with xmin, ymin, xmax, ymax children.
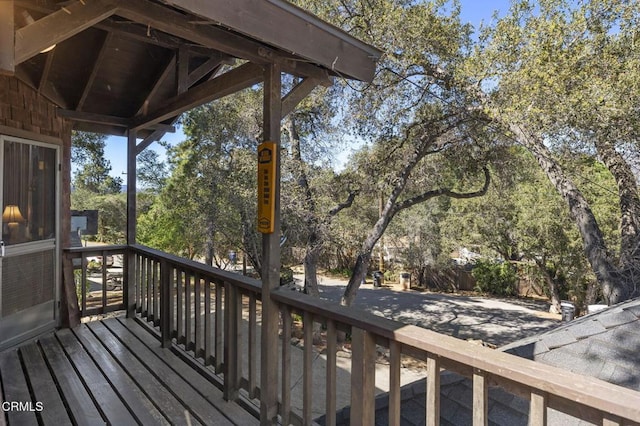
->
<box><xmin>3</xmin><ymin>0</ymin><xmax>381</xmax><ymax>140</ymax></box>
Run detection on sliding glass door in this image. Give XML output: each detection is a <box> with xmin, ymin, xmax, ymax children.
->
<box><xmin>0</xmin><ymin>135</ymin><xmax>59</xmax><ymax>350</ymax></box>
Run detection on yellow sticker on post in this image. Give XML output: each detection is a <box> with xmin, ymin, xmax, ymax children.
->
<box><xmin>257</xmin><ymin>141</ymin><xmax>276</xmax><ymax>233</ymax></box>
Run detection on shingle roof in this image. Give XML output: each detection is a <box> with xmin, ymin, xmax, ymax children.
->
<box><xmin>501</xmin><ymin>298</ymin><xmax>640</xmax><ymax>391</ymax></box>
<box><xmin>317</xmin><ymin>298</ymin><xmax>640</xmax><ymax>425</ymax></box>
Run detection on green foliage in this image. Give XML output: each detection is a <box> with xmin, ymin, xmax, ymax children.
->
<box><xmin>72</xmin><ymin>131</ymin><xmax>122</xmax><ymax>195</ymax></box>
<box><xmin>472</xmin><ymin>260</ymin><xmax>518</xmax><ymax>297</ymax></box>
<box><xmin>71</xmin><ymin>188</ymin><xmax>127</xmax><ymax>244</ymax></box>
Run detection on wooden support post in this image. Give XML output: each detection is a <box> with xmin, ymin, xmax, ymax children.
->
<box><xmin>260</xmin><ymin>63</ymin><xmax>282</xmax><ymax>425</ymax></box>
<box><xmin>0</xmin><ymin>1</ymin><xmax>14</xmax><ymax>75</ymax></box>
<box><xmin>350</xmin><ymin>328</ymin><xmax>376</xmax><ymax>425</ymax></box>
<box><xmin>126</xmin><ymin>130</ymin><xmax>137</xmax><ymax>317</ymax></box>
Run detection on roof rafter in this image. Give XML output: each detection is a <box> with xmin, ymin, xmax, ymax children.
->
<box><xmin>76</xmin><ymin>32</ymin><xmax>113</xmax><ymax>111</ymax></box>
<box><xmin>131</xmin><ymin>61</ymin><xmax>264</xmax><ymax>132</ymax></box>
<box><xmin>15</xmin><ymin>0</ymin><xmax>118</xmax><ymax>65</ymax></box>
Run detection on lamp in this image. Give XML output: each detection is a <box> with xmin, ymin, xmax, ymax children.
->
<box><xmin>2</xmin><ymin>205</ymin><xmax>25</xmax><ymax>224</ymax></box>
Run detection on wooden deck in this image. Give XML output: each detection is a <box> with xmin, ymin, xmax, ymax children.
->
<box><xmin>0</xmin><ymin>317</ymin><xmax>259</xmax><ymax>426</ymax></box>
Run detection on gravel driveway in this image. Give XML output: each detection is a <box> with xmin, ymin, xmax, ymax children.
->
<box><xmin>296</xmin><ymin>274</ymin><xmax>560</xmax><ymax>347</ymax></box>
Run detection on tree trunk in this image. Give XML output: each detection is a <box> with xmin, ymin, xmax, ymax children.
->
<box><xmin>341</xmin><ymin>252</ymin><xmax>373</xmax><ymax>306</ymax></box>
<box><xmin>594</xmin><ymin>138</ymin><xmax>640</xmax><ymax>264</ymax></box>
<box><xmin>535</xmin><ymin>259</ymin><xmax>562</xmax><ymax>313</ymax></box>
<box><xmin>303</xmin><ymin>245</ymin><xmax>321</xmax><ymax>297</ymax></box>
<box><xmin>205</xmin><ymin>219</ymin><xmax>215</xmax><ymax>266</ymax></box>
<box><xmin>512</xmin><ymin>124</ymin><xmax>628</xmax><ymax>304</ymax></box>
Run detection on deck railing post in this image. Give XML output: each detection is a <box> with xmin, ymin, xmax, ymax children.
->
<box><xmin>160</xmin><ymin>258</ymin><xmax>171</xmax><ymax>348</ymax></box>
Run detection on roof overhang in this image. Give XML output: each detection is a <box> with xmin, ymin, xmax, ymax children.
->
<box><xmin>1</xmin><ymin>0</ymin><xmax>381</xmax><ymax>138</ymax></box>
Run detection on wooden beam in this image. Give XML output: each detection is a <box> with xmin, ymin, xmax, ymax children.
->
<box><xmin>281</xmin><ymin>75</ymin><xmax>330</xmax><ymax>119</ymax></box>
<box><xmin>177</xmin><ymin>45</ymin><xmax>189</xmax><ymax>95</ymax></box>
<box><xmin>58</xmin><ymin>109</ymin><xmax>175</xmax><ymax>133</ymax></box>
<box><xmin>112</xmin><ymin>0</ymin><xmax>329</xmax><ymax>80</ymax></box>
<box><xmin>76</xmin><ymin>32</ymin><xmax>113</xmax><ymax>111</ymax></box>
<box><xmin>131</xmin><ymin>62</ymin><xmax>263</xmax><ymax>131</ymax></box>
<box><xmin>0</xmin><ymin>1</ymin><xmax>14</xmax><ymax>75</ymax></box>
<box><xmin>163</xmin><ymin>0</ymin><xmax>380</xmax><ymax>81</ymax></box>
<box><xmin>58</xmin><ymin>109</ymin><xmax>129</xmax><ymax>128</ymax></box>
<box><xmin>187</xmin><ymin>55</ymin><xmax>230</xmax><ymax>87</ymax></box>
<box><xmin>135</xmin><ymin>121</ymin><xmax>177</xmax><ymax>155</ymax></box>
<box><xmin>38</xmin><ymin>48</ymin><xmax>55</xmax><ymax>93</ymax></box>
<box><xmin>15</xmin><ymin>0</ymin><xmax>118</xmax><ymax>65</ymax></box>
<box><xmin>135</xmin><ymin>54</ymin><xmax>176</xmax><ymax>117</ymax></box>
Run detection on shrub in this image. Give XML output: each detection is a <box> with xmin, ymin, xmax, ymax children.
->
<box><xmin>472</xmin><ymin>260</ymin><xmax>518</xmax><ymax>297</ymax></box>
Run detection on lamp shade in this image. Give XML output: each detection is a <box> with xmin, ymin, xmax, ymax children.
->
<box><xmin>2</xmin><ymin>205</ymin><xmax>25</xmax><ymax>223</ymax></box>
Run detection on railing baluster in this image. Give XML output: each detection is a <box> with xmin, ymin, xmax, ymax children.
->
<box><xmin>160</xmin><ymin>259</ymin><xmax>171</xmax><ymax>348</ymax></box>
<box><xmin>530</xmin><ymin>390</ymin><xmax>547</xmax><ymax>426</ymax></box>
<box><xmin>101</xmin><ymin>249</ymin><xmax>107</xmax><ymax>311</ymax></box>
<box><xmin>224</xmin><ymin>281</ymin><xmax>240</xmax><ymax>401</ymax></box>
<box><xmin>176</xmin><ymin>268</ymin><xmax>184</xmax><ymax>343</ymax></box>
<box><xmin>125</xmin><ymin>249</ymin><xmax>135</xmax><ymax>317</ymax></box>
<box><xmin>603</xmin><ymin>414</ymin><xmax>622</xmax><ymax>426</ymax></box>
<box><xmin>185</xmin><ymin>270</ymin><xmax>192</xmax><ymax>351</ymax></box>
<box><xmin>281</xmin><ymin>305</ymin><xmax>292</xmax><ymax>426</ymax></box>
<box><xmin>351</xmin><ymin>327</ymin><xmax>376</xmax><ymax>425</ymax></box>
<box><xmin>141</xmin><ymin>256</ymin><xmax>147</xmax><ymax>317</ymax></box>
<box><xmin>389</xmin><ymin>340</ymin><xmax>401</xmax><ymax>426</ymax></box>
<box><xmin>194</xmin><ymin>272</ymin><xmax>202</xmax><ymax>357</ymax></box>
<box><xmin>426</xmin><ymin>355</ymin><xmax>440</xmax><ymax>426</ymax></box>
<box><xmin>473</xmin><ymin>369</ymin><xmax>488</xmax><ymax>426</ymax></box>
<box><xmin>152</xmin><ymin>258</ymin><xmax>159</xmax><ymax>326</ymax></box>
<box><xmin>326</xmin><ymin>319</ymin><xmax>337</xmax><ymax>426</ymax></box>
<box><xmin>204</xmin><ymin>278</ymin><xmax>212</xmax><ymax>365</ymax></box>
<box><xmin>215</xmin><ymin>282</ymin><xmax>223</xmax><ymax>373</ymax></box>
<box><xmin>170</xmin><ymin>266</ymin><xmax>176</xmax><ymax>338</ymax></box>
<box><xmin>303</xmin><ymin>312</ymin><xmax>314</xmax><ymax>425</ymax></box>
<box><xmin>248</xmin><ymin>293</ymin><xmax>257</xmax><ymax>399</ymax></box>
<box><xmin>81</xmin><ymin>255</ymin><xmax>87</xmax><ymax>316</ymax></box>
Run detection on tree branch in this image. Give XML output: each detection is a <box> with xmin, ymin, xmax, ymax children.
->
<box><xmin>328</xmin><ymin>190</ymin><xmax>359</xmax><ymax>217</ymax></box>
<box><xmin>393</xmin><ymin>166</ymin><xmax>491</xmax><ymax>213</ymax></box>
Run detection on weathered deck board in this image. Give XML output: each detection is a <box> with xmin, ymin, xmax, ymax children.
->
<box><xmin>0</xmin><ymin>350</ymin><xmax>38</xmax><ymax>426</ymax></box>
<box><xmin>113</xmin><ymin>317</ymin><xmax>259</xmax><ymax>425</ymax></box>
<box><xmin>0</xmin><ymin>317</ymin><xmax>257</xmax><ymax>425</ymax></box>
<box><xmin>71</xmin><ymin>324</ymin><xmax>169</xmax><ymax>426</ymax></box>
<box><xmin>92</xmin><ymin>319</ymin><xmax>233</xmax><ymax>426</ymax></box>
<box><xmin>19</xmin><ymin>343</ymin><xmax>71</xmax><ymax>426</ymax></box>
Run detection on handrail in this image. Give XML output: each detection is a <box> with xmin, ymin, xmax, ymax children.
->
<box><xmin>272</xmin><ymin>287</ymin><xmax>640</xmax><ymax>425</ymax></box>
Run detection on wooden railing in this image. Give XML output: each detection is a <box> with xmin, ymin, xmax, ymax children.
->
<box><xmin>272</xmin><ymin>290</ymin><xmax>640</xmax><ymax>425</ymax></box>
<box><xmin>66</xmin><ymin>244</ymin><xmax>640</xmax><ymax>425</ymax></box>
<box><xmin>128</xmin><ymin>244</ymin><xmax>263</xmax><ymax>405</ymax></box>
<box><xmin>64</xmin><ymin>245</ymin><xmax>128</xmax><ymax>317</ymax></box>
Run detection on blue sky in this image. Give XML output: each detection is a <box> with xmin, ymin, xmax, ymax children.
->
<box><xmin>102</xmin><ymin>0</ymin><xmax>513</xmax><ymax>178</ymax></box>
